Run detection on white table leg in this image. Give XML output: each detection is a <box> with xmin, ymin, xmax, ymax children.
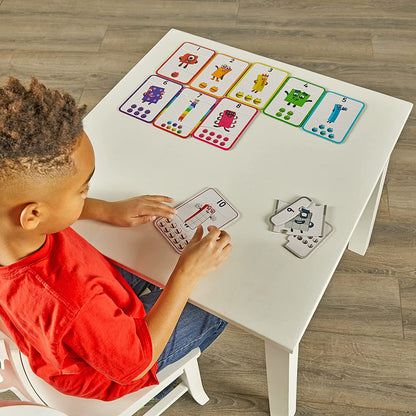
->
<box><xmin>265</xmin><ymin>341</ymin><xmax>299</xmax><ymax>416</ymax></box>
<box><xmin>348</xmin><ymin>159</ymin><xmax>389</xmax><ymax>255</ymax></box>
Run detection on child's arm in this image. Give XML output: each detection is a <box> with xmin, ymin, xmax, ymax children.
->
<box><xmin>79</xmin><ymin>196</ymin><xmax>177</xmax><ymax>226</ymax></box>
<box><xmin>133</xmin><ymin>225</ymin><xmax>232</xmax><ymax>380</ymax></box>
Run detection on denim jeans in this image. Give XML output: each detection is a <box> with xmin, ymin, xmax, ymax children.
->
<box><xmin>114</xmin><ymin>265</ymin><xmax>227</xmax><ymax>372</ymax></box>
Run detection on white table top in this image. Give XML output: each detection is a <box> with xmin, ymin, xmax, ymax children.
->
<box><xmin>73</xmin><ymin>29</ymin><xmax>412</xmax><ymax>352</ymax></box>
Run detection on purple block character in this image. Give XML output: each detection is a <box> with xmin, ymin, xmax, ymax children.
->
<box><xmin>142</xmin><ymin>86</ymin><xmax>165</xmax><ymax>104</ymax></box>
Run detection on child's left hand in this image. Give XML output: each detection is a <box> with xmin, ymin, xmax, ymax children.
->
<box><xmin>82</xmin><ymin>196</ymin><xmax>177</xmax><ymax>227</ymax></box>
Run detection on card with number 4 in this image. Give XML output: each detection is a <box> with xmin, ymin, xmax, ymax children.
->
<box><xmin>263</xmin><ymin>77</ymin><xmax>325</xmax><ymax>127</ymax></box>
<box><xmin>302</xmin><ymin>91</ymin><xmax>365</xmax><ymax>143</ymax></box>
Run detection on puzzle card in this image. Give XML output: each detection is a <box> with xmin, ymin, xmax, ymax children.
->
<box><xmin>156</xmin><ymin>42</ymin><xmax>215</xmax><ymax>84</ymax></box>
<box><xmin>302</xmin><ymin>91</ymin><xmax>365</xmax><ymax>143</ymax></box>
<box><xmin>155</xmin><ymin>187</ymin><xmax>240</xmax><ymax>253</ymax></box>
<box><xmin>227</xmin><ymin>62</ymin><xmax>289</xmax><ymax>109</ymax></box>
<box><xmin>119</xmin><ymin>75</ymin><xmax>182</xmax><ymax>123</ymax></box>
<box><xmin>189</xmin><ymin>53</ymin><xmax>250</xmax><ymax>98</ymax></box>
<box><xmin>153</xmin><ymin>88</ymin><xmax>217</xmax><ymax>138</ymax></box>
<box><xmin>192</xmin><ymin>98</ymin><xmax>258</xmax><ymax>150</ymax></box>
<box><xmin>263</xmin><ymin>77</ymin><xmax>325</xmax><ymax>127</ymax></box>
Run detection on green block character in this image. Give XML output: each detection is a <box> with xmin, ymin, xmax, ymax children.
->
<box><xmin>284</xmin><ymin>89</ymin><xmax>312</xmax><ymax>108</ymax></box>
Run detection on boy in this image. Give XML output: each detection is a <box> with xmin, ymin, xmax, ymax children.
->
<box><xmin>0</xmin><ymin>77</ymin><xmax>231</xmax><ymax>401</ymax></box>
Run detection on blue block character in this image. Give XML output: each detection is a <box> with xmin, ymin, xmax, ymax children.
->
<box><xmin>328</xmin><ymin>104</ymin><xmax>347</xmax><ymax>123</ymax></box>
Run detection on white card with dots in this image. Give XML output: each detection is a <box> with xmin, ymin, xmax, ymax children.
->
<box><xmin>227</xmin><ymin>62</ymin><xmax>289</xmax><ymax>109</ymax></box>
<box><xmin>263</xmin><ymin>77</ymin><xmax>325</xmax><ymax>127</ymax></box>
<box><xmin>156</xmin><ymin>42</ymin><xmax>215</xmax><ymax>84</ymax></box>
<box><xmin>154</xmin><ymin>188</ymin><xmax>240</xmax><ymax>253</ymax></box>
<box><xmin>192</xmin><ymin>98</ymin><xmax>258</xmax><ymax>150</ymax></box>
<box><xmin>153</xmin><ymin>88</ymin><xmax>217</xmax><ymax>138</ymax></box>
<box><xmin>119</xmin><ymin>75</ymin><xmax>182</xmax><ymax>123</ymax></box>
<box><xmin>302</xmin><ymin>91</ymin><xmax>365</xmax><ymax>143</ymax></box>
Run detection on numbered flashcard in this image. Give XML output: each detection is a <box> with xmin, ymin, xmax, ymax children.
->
<box><xmin>192</xmin><ymin>98</ymin><xmax>258</xmax><ymax>150</ymax></box>
<box><xmin>227</xmin><ymin>62</ymin><xmax>289</xmax><ymax>109</ymax></box>
<box><xmin>263</xmin><ymin>77</ymin><xmax>326</xmax><ymax>127</ymax></box>
<box><xmin>153</xmin><ymin>88</ymin><xmax>217</xmax><ymax>138</ymax></box>
<box><xmin>119</xmin><ymin>75</ymin><xmax>182</xmax><ymax>123</ymax></box>
<box><xmin>189</xmin><ymin>53</ymin><xmax>250</xmax><ymax>98</ymax></box>
<box><xmin>154</xmin><ymin>187</ymin><xmax>240</xmax><ymax>253</ymax></box>
<box><xmin>156</xmin><ymin>42</ymin><xmax>215</xmax><ymax>84</ymax></box>
<box><xmin>302</xmin><ymin>91</ymin><xmax>365</xmax><ymax>143</ymax></box>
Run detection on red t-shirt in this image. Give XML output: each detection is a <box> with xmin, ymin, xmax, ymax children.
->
<box><xmin>0</xmin><ymin>227</ymin><xmax>158</xmax><ymax>401</ymax></box>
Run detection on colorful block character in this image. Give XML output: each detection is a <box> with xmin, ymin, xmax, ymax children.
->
<box><xmin>142</xmin><ymin>86</ymin><xmax>165</xmax><ymax>104</ymax></box>
<box><xmin>252</xmin><ymin>74</ymin><xmax>269</xmax><ymax>93</ymax></box>
<box><xmin>213</xmin><ymin>110</ymin><xmax>237</xmax><ymax>132</ymax></box>
<box><xmin>178</xmin><ymin>99</ymin><xmax>199</xmax><ymax>121</ymax></box>
<box><xmin>178</xmin><ymin>53</ymin><xmax>199</xmax><ymax>68</ymax></box>
<box><xmin>284</xmin><ymin>89</ymin><xmax>312</xmax><ymax>108</ymax></box>
<box><xmin>328</xmin><ymin>104</ymin><xmax>347</xmax><ymax>123</ymax></box>
<box><xmin>211</xmin><ymin>65</ymin><xmax>232</xmax><ymax>81</ymax></box>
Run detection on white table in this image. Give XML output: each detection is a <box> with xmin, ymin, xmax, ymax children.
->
<box><xmin>73</xmin><ymin>29</ymin><xmax>413</xmax><ymax>415</ymax></box>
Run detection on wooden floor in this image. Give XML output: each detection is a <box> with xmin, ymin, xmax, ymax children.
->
<box><xmin>1</xmin><ymin>1</ymin><xmax>415</xmax><ymax>415</ymax></box>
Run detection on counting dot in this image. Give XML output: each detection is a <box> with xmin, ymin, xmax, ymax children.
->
<box><xmin>167</xmin><ymin>121</ymin><xmax>172</xmax><ymax>125</ymax></box>
<box><xmin>276</xmin><ymin>112</ymin><xmax>283</xmax><ymax>117</ymax></box>
<box><xmin>213</xmin><ymin>139</ymin><xmax>218</xmax><ymax>143</ymax></box>
<box><xmin>131</xmin><ymin>104</ymin><xmax>137</xmax><ymax>108</ymax></box>
<box><xmin>288</xmin><ymin>111</ymin><xmax>294</xmax><ymax>115</ymax></box>
<box><xmin>173</xmin><ymin>123</ymin><xmax>177</xmax><ymax>127</ymax></box>
<box><xmin>141</xmin><ymin>114</ymin><xmax>147</xmax><ymax>118</ymax></box>
<box><xmin>284</xmin><ymin>116</ymin><xmax>290</xmax><ymax>120</ymax></box>
<box><xmin>329</xmin><ymin>134</ymin><xmax>335</xmax><ymax>139</ymax></box>
<box><xmin>145</xmin><ymin>110</ymin><xmax>151</xmax><ymax>114</ymax></box>
<box><xmin>320</xmin><ymin>130</ymin><xmax>326</xmax><ymax>135</ymax></box>
<box><xmin>279</xmin><ymin>108</ymin><xmax>285</xmax><ymax>112</ymax></box>
<box><xmin>224</xmin><ymin>137</ymin><xmax>229</xmax><ymax>141</ymax></box>
<box><xmin>203</xmin><ymin>129</ymin><xmax>208</xmax><ymax>133</ymax></box>
<box><xmin>302</xmin><ymin>240</ymin><xmax>308</xmax><ymax>244</ymax></box>
<box><xmin>312</xmin><ymin>127</ymin><xmax>318</xmax><ymax>132</ymax></box>
<box><xmin>297</xmin><ymin>236</ymin><xmax>303</xmax><ymax>240</ymax></box>
<box><xmin>220</xmin><ymin>142</ymin><xmax>225</xmax><ymax>146</ymax></box>
<box><xmin>313</xmin><ymin>238</ymin><xmax>319</xmax><ymax>242</ymax></box>
<box><xmin>177</xmin><ymin>130</ymin><xmax>182</xmax><ymax>134</ymax></box>
<box><xmin>161</xmin><ymin>123</ymin><xmax>166</xmax><ymax>127</ymax></box>
<box><xmin>217</xmin><ymin>134</ymin><xmax>222</xmax><ymax>139</ymax></box>
<box><xmin>206</xmin><ymin>135</ymin><xmax>211</xmax><ymax>140</ymax></box>
<box><xmin>327</xmin><ymin>128</ymin><xmax>333</xmax><ymax>133</ymax></box>
<box><xmin>178</xmin><ymin>125</ymin><xmax>183</xmax><ymax>129</ymax></box>
<box><xmin>138</xmin><ymin>107</ymin><xmax>144</xmax><ymax>111</ymax></box>
<box><xmin>167</xmin><ymin>125</ymin><xmax>171</xmax><ymax>129</ymax></box>
<box><xmin>172</xmin><ymin>128</ymin><xmax>177</xmax><ymax>132</ymax></box>
<box><xmin>209</xmin><ymin>131</ymin><xmax>215</xmax><ymax>136</ymax></box>
<box><xmin>308</xmin><ymin>244</ymin><xmax>314</xmax><ymax>248</ymax></box>
<box><xmin>199</xmin><ymin>133</ymin><xmax>204</xmax><ymax>138</ymax></box>
<box><xmin>319</xmin><ymin>124</ymin><xmax>325</xmax><ymax>130</ymax></box>
<box><xmin>134</xmin><ymin>111</ymin><xmax>140</xmax><ymax>115</ymax></box>
<box><xmin>127</xmin><ymin>108</ymin><xmax>133</xmax><ymax>113</ymax></box>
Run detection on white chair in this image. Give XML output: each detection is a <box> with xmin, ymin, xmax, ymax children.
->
<box><xmin>0</xmin><ymin>324</ymin><xmax>209</xmax><ymax>416</ymax></box>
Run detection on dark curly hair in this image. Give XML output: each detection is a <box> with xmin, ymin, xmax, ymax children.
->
<box><xmin>0</xmin><ymin>77</ymin><xmax>87</xmax><ymax>182</ymax></box>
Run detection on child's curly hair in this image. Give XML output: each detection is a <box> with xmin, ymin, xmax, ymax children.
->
<box><xmin>0</xmin><ymin>77</ymin><xmax>87</xmax><ymax>182</ymax></box>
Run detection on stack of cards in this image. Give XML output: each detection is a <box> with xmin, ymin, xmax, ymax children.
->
<box><xmin>270</xmin><ymin>196</ymin><xmax>332</xmax><ymax>258</ymax></box>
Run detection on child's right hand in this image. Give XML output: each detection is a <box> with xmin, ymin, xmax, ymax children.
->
<box><xmin>173</xmin><ymin>225</ymin><xmax>232</xmax><ymax>285</ymax></box>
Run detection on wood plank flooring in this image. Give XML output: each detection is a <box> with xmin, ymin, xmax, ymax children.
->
<box><xmin>0</xmin><ymin>1</ymin><xmax>415</xmax><ymax>414</ymax></box>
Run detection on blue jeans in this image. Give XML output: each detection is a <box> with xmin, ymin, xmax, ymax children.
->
<box><xmin>115</xmin><ymin>265</ymin><xmax>227</xmax><ymax>372</ymax></box>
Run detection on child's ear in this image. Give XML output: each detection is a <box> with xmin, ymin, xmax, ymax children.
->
<box><xmin>19</xmin><ymin>202</ymin><xmax>42</xmax><ymax>231</ymax></box>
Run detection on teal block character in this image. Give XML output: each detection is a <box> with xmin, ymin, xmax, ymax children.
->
<box><xmin>284</xmin><ymin>89</ymin><xmax>312</xmax><ymax>108</ymax></box>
